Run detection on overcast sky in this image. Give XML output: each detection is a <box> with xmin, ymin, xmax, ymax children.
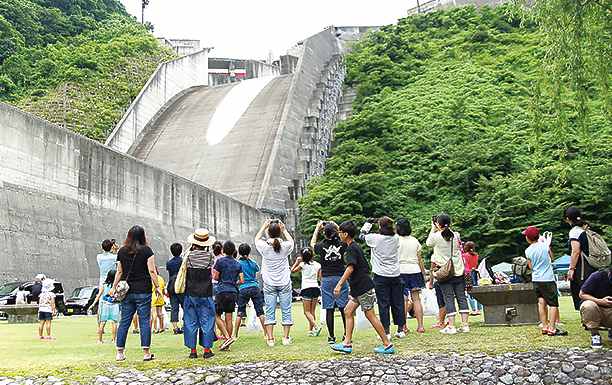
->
<box><xmin>119</xmin><ymin>0</ymin><xmax>417</xmax><ymax>60</ymax></box>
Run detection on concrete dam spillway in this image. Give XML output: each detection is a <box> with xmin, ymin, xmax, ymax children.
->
<box><xmin>0</xmin><ymin>26</ymin><xmax>372</xmax><ymax>291</ymax></box>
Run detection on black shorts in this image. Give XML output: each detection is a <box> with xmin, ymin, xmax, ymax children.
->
<box><xmin>38</xmin><ymin>311</ymin><xmax>53</xmax><ymax>320</ymax></box>
<box><xmin>300</xmin><ymin>287</ymin><xmax>321</xmax><ymax>300</ymax></box>
<box><xmin>215</xmin><ymin>291</ymin><xmax>237</xmax><ymax>314</ymax></box>
<box><xmin>534</xmin><ymin>281</ymin><xmax>559</xmax><ymax>307</ymax></box>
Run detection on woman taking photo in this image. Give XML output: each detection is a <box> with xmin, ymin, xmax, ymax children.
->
<box><xmin>360</xmin><ymin>216</ymin><xmax>406</xmax><ymax>339</ymax></box>
<box><xmin>183</xmin><ymin>228</ymin><xmax>218</xmax><ymax>358</ymax></box>
<box><xmin>563</xmin><ymin>206</ymin><xmax>598</xmax><ymax>311</ymax></box>
<box><xmin>111</xmin><ymin>225</ymin><xmax>161</xmax><ymax>361</ymax></box>
<box><xmin>255</xmin><ymin>219</ymin><xmax>295</xmax><ymax>347</ymax></box>
<box><xmin>426</xmin><ymin>214</ymin><xmax>469</xmax><ymax>334</ymax></box>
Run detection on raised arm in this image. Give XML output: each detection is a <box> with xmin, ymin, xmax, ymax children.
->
<box><xmin>255</xmin><ymin>219</ymin><xmax>272</xmax><ymax>242</ymax></box>
<box><xmin>290</xmin><ymin>255</ymin><xmax>303</xmax><ymax>274</ymax></box>
<box><xmin>310</xmin><ymin>221</ymin><xmax>323</xmax><ymax>249</ymax></box>
<box><xmin>280</xmin><ymin>221</ymin><xmax>293</xmax><ymax>243</ymax></box>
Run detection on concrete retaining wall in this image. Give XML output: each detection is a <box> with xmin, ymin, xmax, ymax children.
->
<box><xmin>105</xmin><ymin>49</ymin><xmax>210</xmax><ymax>154</ymax></box>
<box><xmin>0</xmin><ymin>103</ymin><xmax>267</xmax><ymax>293</ymax></box>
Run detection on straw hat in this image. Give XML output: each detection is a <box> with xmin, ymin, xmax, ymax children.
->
<box><xmin>187</xmin><ymin>228</ymin><xmax>216</xmax><ymax>247</ymax></box>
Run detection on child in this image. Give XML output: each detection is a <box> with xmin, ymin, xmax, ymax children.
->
<box><xmin>150</xmin><ymin>265</ymin><xmax>166</xmax><ymax>333</ymax></box>
<box><xmin>331</xmin><ymin>220</ymin><xmax>394</xmax><ymax>354</ymax></box>
<box><xmin>89</xmin><ymin>269</ymin><xmax>121</xmax><ymax>344</ymax></box>
<box><xmin>464</xmin><ymin>241</ymin><xmax>482</xmax><ymax>316</ymax></box>
<box><xmin>16</xmin><ymin>285</ymin><xmax>29</xmax><ymax>304</ymax></box>
<box><xmin>291</xmin><ymin>248</ymin><xmax>322</xmax><ymax>337</ymax></box>
<box><xmin>233</xmin><ymin>243</ymin><xmax>266</xmax><ymax>339</ymax></box>
<box><xmin>38</xmin><ymin>279</ymin><xmax>56</xmax><ymax>340</ymax></box>
<box><xmin>213</xmin><ymin>240</ymin><xmax>244</xmax><ymax>350</ymax></box>
<box><xmin>522</xmin><ymin>226</ymin><xmax>568</xmax><ymax>336</ymax></box>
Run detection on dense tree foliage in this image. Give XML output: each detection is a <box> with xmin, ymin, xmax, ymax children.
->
<box><xmin>0</xmin><ymin>0</ymin><xmax>175</xmax><ymax>140</ymax></box>
<box><xmin>299</xmin><ymin>5</ymin><xmax>612</xmax><ymax>265</ymax></box>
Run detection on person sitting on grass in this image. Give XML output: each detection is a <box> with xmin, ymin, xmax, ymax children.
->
<box><xmin>291</xmin><ymin>247</ymin><xmax>322</xmax><ymax>337</ymax></box>
<box><xmin>522</xmin><ymin>226</ymin><xmax>568</xmax><ymax>337</ymax></box>
<box><xmin>233</xmin><ymin>243</ymin><xmax>266</xmax><ymax>340</ymax></box>
<box><xmin>213</xmin><ymin>240</ymin><xmax>244</xmax><ymax>351</ymax></box>
<box><xmin>579</xmin><ymin>269</ymin><xmax>612</xmax><ymax>349</ymax></box>
<box><xmin>38</xmin><ymin>279</ymin><xmax>56</xmax><ymax>340</ymax></box>
<box><xmin>331</xmin><ymin>220</ymin><xmax>394</xmax><ymax>354</ymax></box>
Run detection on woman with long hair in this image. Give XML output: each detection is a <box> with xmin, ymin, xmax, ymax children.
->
<box><xmin>312</xmin><ymin>221</ymin><xmax>349</xmax><ymax>343</ymax></box>
<box><xmin>563</xmin><ymin>206</ymin><xmax>598</xmax><ymax>311</ymax></box>
<box><xmin>110</xmin><ymin>225</ymin><xmax>161</xmax><ymax>361</ymax></box>
<box><xmin>291</xmin><ymin>247</ymin><xmax>322</xmax><ymax>337</ymax></box>
<box><xmin>426</xmin><ymin>214</ymin><xmax>469</xmax><ymax>334</ymax></box>
<box><xmin>396</xmin><ymin>217</ymin><xmax>427</xmax><ymax>333</ymax></box>
<box><xmin>360</xmin><ymin>216</ymin><xmax>406</xmax><ymax>339</ymax></box>
<box><xmin>255</xmin><ymin>219</ymin><xmax>295</xmax><ymax>347</ymax></box>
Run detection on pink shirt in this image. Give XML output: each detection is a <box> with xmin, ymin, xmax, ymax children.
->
<box><xmin>211</xmin><ymin>254</ymin><xmax>221</xmax><ymax>283</ymax></box>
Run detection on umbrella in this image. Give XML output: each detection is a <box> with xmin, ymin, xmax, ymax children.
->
<box><xmin>491</xmin><ymin>262</ymin><xmax>513</xmax><ymax>274</ymax></box>
<box><xmin>553</xmin><ymin>255</ymin><xmax>571</xmax><ymax>270</ymax></box>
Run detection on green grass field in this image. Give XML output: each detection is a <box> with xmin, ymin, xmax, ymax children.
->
<box><xmin>0</xmin><ymin>296</ymin><xmax>599</xmax><ymax>379</ymax></box>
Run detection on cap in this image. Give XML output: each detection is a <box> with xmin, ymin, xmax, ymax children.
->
<box><xmin>522</xmin><ymin>226</ymin><xmax>540</xmax><ymax>241</ymax></box>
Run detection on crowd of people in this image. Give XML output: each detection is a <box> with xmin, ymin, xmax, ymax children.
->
<box><xmin>30</xmin><ymin>204</ymin><xmax>612</xmax><ymax>358</ymax></box>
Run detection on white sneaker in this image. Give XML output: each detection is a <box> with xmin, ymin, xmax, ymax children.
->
<box><xmin>282</xmin><ymin>337</ymin><xmax>292</xmax><ymax>345</ymax></box>
<box><xmin>440</xmin><ymin>325</ymin><xmax>457</xmax><ymax>335</ymax></box>
<box><xmin>377</xmin><ymin>333</ymin><xmax>392</xmax><ymax>341</ymax></box>
<box><xmin>393</xmin><ymin>331</ymin><xmax>406</xmax><ymax>339</ymax></box>
<box><xmin>591</xmin><ymin>334</ymin><xmax>603</xmax><ymax>349</ymax></box>
<box><xmin>458</xmin><ymin>325</ymin><xmax>470</xmax><ymax>333</ymax></box>
<box><xmin>267</xmin><ymin>338</ymin><xmax>275</xmax><ymax>347</ymax></box>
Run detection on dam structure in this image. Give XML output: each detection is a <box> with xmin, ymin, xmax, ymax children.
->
<box><xmin>0</xmin><ymin>26</ymin><xmax>372</xmax><ymax>291</ymax></box>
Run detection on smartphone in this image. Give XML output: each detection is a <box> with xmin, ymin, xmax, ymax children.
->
<box><xmin>432</xmin><ymin>215</ymin><xmax>437</xmax><ymax>223</ymax></box>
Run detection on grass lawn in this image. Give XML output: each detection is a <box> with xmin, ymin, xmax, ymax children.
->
<box><xmin>0</xmin><ymin>295</ymin><xmax>599</xmax><ymax>379</ymax></box>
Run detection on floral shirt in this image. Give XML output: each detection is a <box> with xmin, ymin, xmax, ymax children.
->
<box><xmin>38</xmin><ymin>292</ymin><xmax>55</xmax><ymax>313</ymax></box>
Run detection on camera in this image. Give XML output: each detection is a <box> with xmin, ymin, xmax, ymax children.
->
<box><xmin>432</xmin><ymin>215</ymin><xmax>438</xmax><ymax>223</ymax></box>
<box><xmin>321</xmin><ymin>221</ymin><xmax>328</xmax><ymax>227</ymax></box>
<box><xmin>270</xmin><ymin>219</ymin><xmax>280</xmax><ymax>224</ymax></box>
<box><xmin>366</xmin><ymin>218</ymin><xmax>379</xmax><ymax>224</ymax></box>
<box><xmin>111</xmin><ymin>238</ymin><xmax>116</xmax><ymax>244</ymax></box>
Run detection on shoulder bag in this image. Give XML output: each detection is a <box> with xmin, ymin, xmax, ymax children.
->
<box><xmin>432</xmin><ymin>234</ymin><xmax>455</xmax><ymax>282</ymax></box>
<box><xmin>174</xmin><ymin>253</ymin><xmax>189</xmax><ymax>294</ymax></box>
<box><xmin>115</xmin><ymin>254</ymin><xmax>136</xmax><ymax>301</ymax></box>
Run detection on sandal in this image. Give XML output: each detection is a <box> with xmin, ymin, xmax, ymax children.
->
<box><xmin>416</xmin><ymin>327</ymin><xmax>426</xmax><ymax>333</ymax></box>
<box><xmin>143</xmin><ymin>354</ymin><xmax>155</xmax><ymax>361</ymax></box>
<box><xmin>116</xmin><ymin>353</ymin><xmax>127</xmax><ymax>362</ymax></box>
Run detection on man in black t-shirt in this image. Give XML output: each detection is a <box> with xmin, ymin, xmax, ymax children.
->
<box><xmin>330</xmin><ymin>220</ymin><xmax>394</xmax><ymax>355</ymax></box>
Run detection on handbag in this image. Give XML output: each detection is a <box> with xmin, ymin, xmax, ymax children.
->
<box><xmin>456</xmin><ymin>233</ymin><xmax>475</xmax><ymax>291</ymax></box>
<box><xmin>432</xmin><ymin>254</ymin><xmax>455</xmax><ymax>282</ymax></box>
<box><xmin>174</xmin><ymin>253</ymin><xmax>188</xmax><ymax>294</ymax></box>
<box><xmin>115</xmin><ymin>254</ymin><xmax>137</xmax><ymax>301</ymax></box>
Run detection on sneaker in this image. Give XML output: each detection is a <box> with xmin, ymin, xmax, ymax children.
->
<box><xmin>282</xmin><ymin>337</ymin><xmax>293</xmax><ymax>345</ymax></box>
<box><xmin>188</xmin><ymin>352</ymin><xmax>197</xmax><ymax>359</ymax></box>
<box><xmin>97</xmin><ymin>340</ymin><xmax>105</xmax><ymax>345</ymax></box>
<box><xmin>39</xmin><ymin>336</ymin><xmax>45</xmax><ymax>340</ymax></box>
<box><xmin>327</xmin><ymin>336</ymin><xmax>336</xmax><ymax>344</ymax></box>
<box><xmin>110</xmin><ymin>339</ymin><xmax>116</xmax><ymax>344</ymax></box>
<box><xmin>203</xmin><ymin>351</ymin><xmax>215</xmax><ymax>358</ymax></box>
<box><xmin>591</xmin><ymin>334</ymin><xmax>603</xmax><ymax>349</ymax></box>
<box><xmin>374</xmin><ymin>344</ymin><xmax>395</xmax><ymax>354</ymax></box>
<box><xmin>394</xmin><ymin>331</ymin><xmax>406</xmax><ymax>339</ymax></box>
<box><xmin>314</xmin><ymin>327</ymin><xmax>322</xmax><ymax>337</ymax></box>
<box><xmin>458</xmin><ymin>325</ymin><xmax>470</xmax><ymax>333</ymax></box>
<box><xmin>330</xmin><ymin>342</ymin><xmax>352</xmax><ymax>353</ymax></box>
<box><xmin>548</xmin><ymin>329</ymin><xmax>568</xmax><ymax>336</ymax></box>
<box><xmin>173</xmin><ymin>328</ymin><xmax>181</xmax><ymax>335</ymax></box>
<box><xmin>307</xmin><ymin>331</ymin><xmax>314</xmax><ymax>337</ymax></box>
<box><xmin>542</xmin><ymin>329</ymin><xmax>550</xmax><ymax>335</ymax></box>
<box><xmin>377</xmin><ymin>334</ymin><xmax>392</xmax><ymax>341</ymax></box>
<box><xmin>240</xmin><ymin>323</ymin><xmax>246</xmax><ymax>328</ymax></box>
<box><xmin>45</xmin><ymin>336</ymin><xmax>55</xmax><ymax>340</ymax></box>
<box><xmin>267</xmin><ymin>337</ymin><xmax>275</xmax><ymax>347</ymax></box>
<box><xmin>440</xmin><ymin>325</ymin><xmax>457</xmax><ymax>335</ymax></box>
<box><xmin>219</xmin><ymin>337</ymin><xmax>235</xmax><ymax>350</ymax></box>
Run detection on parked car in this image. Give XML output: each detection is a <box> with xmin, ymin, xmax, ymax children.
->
<box><xmin>0</xmin><ymin>280</ymin><xmax>66</xmax><ymax>319</ymax></box>
<box><xmin>64</xmin><ymin>286</ymin><xmax>99</xmax><ymax>316</ymax></box>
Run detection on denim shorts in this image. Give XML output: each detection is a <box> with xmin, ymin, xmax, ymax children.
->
<box><xmin>321</xmin><ymin>276</ymin><xmax>349</xmax><ymax>309</ymax></box>
<box><xmin>38</xmin><ymin>311</ymin><xmax>52</xmax><ymax>320</ymax></box>
<box><xmin>401</xmin><ymin>273</ymin><xmax>426</xmax><ymax>292</ymax></box>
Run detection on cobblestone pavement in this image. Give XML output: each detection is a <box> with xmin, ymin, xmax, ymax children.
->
<box><xmin>1</xmin><ymin>348</ymin><xmax>611</xmax><ymax>385</ymax></box>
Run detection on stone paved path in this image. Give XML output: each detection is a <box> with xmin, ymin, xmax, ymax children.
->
<box><xmin>1</xmin><ymin>348</ymin><xmax>611</xmax><ymax>385</ymax></box>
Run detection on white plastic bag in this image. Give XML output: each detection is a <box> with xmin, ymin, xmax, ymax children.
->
<box><xmin>478</xmin><ymin>258</ymin><xmax>492</xmax><ymax>281</ymax></box>
<box><xmin>421</xmin><ymin>288</ymin><xmax>438</xmax><ymax>317</ymax></box>
<box><xmin>539</xmin><ymin>231</ymin><xmax>552</xmax><ymax>246</ymax></box>
<box><xmin>245</xmin><ymin>306</ymin><xmax>263</xmax><ymax>333</ymax></box>
<box><xmin>162</xmin><ymin>308</ymin><xmax>171</xmax><ymax>330</ymax></box>
<box><xmin>319</xmin><ymin>306</ymin><xmax>327</xmax><ymax>326</ymax></box>
<box><xmin>355</xmin><ymin>306</ymin><xmax>372</xmax><ymax>332</ymax></box>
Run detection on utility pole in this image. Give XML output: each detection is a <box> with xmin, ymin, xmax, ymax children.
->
<box><xmin>417</xmin><ymin>0</ymin><xmax>421</xmax><ymax>13</ymax></box>
<box><xmin>142</xmin><ymin>0</ymin><xmax>149</xmax><ymax>24</ymax></box>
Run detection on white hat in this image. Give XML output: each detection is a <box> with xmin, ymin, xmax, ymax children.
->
<box><xmin>42</xmin><ymin>279</ymin><xmax>55</xmax><ymax>293</ymax></box>
<box><xmin>187</xmin><ymin>228</ymin><xmax>216</xmax><ymax>247</ymax></box>
<box><xmin>35</xmin><ymin>274</ymin><xmax>46</xmax><ymax>281</ymax></box>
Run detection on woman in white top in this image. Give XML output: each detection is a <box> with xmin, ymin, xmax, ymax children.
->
<box><xmin>396</xmin><ymin>217</ymin><xmax>427</xmax><ymax>333</ymax></box>
<box><xmin>291</xmin><ymin>248</ymin><xmax>322</xmax><ymax>337</ymax></box>
<box><xmin>360</xmin><ymin>216</ymin><xmax>406</xmax><ymax>339</ymax></box>
<box><xmin>426</xmin><ymin>213</ymin><xmax>469</xmax><ymax>335</ymax></box>
<box><xmin>255</xmin><ymin>219</ymin><xmax>295</xmax><ymax>347</ymax></box>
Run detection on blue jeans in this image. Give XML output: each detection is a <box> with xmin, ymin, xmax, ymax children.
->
<box><xmin>169</xmin><ymin>292</ymin><xmax>185</xmax><ymax>323</ymax></box>
<box><xmin>116</xmin><ymin>293</ymin><xmax>152</xmax><ymax>350</ymax></box>
<box><xmin>263</xmin><ymin>282</ymin><xmax>293</xmax><ymax>326</ymax></box>
<box><xmin>236</xmin><ymin>286</ymin><xmax>265</xmax><ymax>318</ymax></box>
<box><xmin>467</xmin><ymin>292</ymin><xmax>482</xmax><ymax>311</ymax></box>
<box><xmin>183</xmin><ymin>296</ymin><xmax>215</xmax><ymax>349</ymax></box>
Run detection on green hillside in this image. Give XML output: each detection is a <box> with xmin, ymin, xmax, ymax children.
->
<box><xmin>0</xmin><ymin>0</ymin><xmax>176</xmax><ymax>140</ymax></box>
<box><xmin>299</xmin><ymin>5</ymin><xmax>612</xmax><ymax>264</ymax></box>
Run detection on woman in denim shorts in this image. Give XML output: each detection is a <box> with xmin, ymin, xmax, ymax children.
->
<box><xmin>397</xmin><ymin>218</ymin><xmax>427</xmax><ymax>333</ymax></box>
<box><xmin>311</xmin><ymin>221</ymin><xmax>349</xmax><ymax>344</ymax></box>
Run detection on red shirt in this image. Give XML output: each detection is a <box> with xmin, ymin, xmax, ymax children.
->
<box><xmin>465</xmin><ymin>252</ymin><xmax>479</xmax><ymax>270</ymax></box>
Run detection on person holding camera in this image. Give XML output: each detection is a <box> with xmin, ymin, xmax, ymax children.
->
<box><xmin>255</xmin><ymin>219</ymin><xmax>295</xmax><ymax>347</ymax></box>
<box><xmin>360</xmin><ymin>216</ymin><xmax>406</xmax><ymax>340</ymax></box>
<box><xmin>311</xmin><ymin>221</ymin><xmax>348</xmax><ymax>344</ymax></box>
<box><xmin>426</xmin><ymin>214</ymin><xmax>469</xmax><ymax>335</ymax></box>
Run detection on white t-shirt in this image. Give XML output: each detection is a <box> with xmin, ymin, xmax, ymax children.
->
<box><xmin>426</xmin><ymin>230</ymin><xmax>464</xmax><ymax>277</ymax></box>
<box><xmin>299</xmin><ymin>261</ymin><xmax>320</xmax><ymax>289</ymax></box>
<box><xmin>16</xmin><ymin>290</ymin><xmax>28</xmax><ymax>304</ymax></box>
<box><xmin>364</xmin><ymin>233</ymin><xmax>400</xmax><ymax>277</ymax></box>
<box><xmin>398</xmin><ymin>235</ymin><xmax>422</xmax><ymax>274</ymax></box>
<box><xmin>255</xmin><ymin>238</ymin><xmax>295</xmax><ymax>287</ymax></box>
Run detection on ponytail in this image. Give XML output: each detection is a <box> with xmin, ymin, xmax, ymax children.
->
<box><xmin>441</xmin><ymin>227</ymin><xmax>453</xmax><ymax>242</ymax></box>
<box><xmin>437</xmin><ymin>213</ymin><xmax>453</xmax><ymax>241</ymax></box>
<box><xmin>272</xmin><ymin>238</ymin><xmax>282</xmax><ymax>253</ymax></box>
